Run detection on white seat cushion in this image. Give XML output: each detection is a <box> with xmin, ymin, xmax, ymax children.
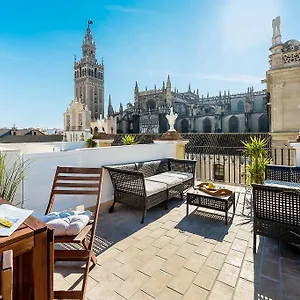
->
<box><xmin>147</xmin><ymin>174</ymin><xmax>182</xmax><ymax>188</ymax></box>
<box><xmin>40</xmin><ymin>210</ymin><xmax>91</xmax><ymax>236</ymax></box>
<box><xmin>161</xmin><ymin>171</ymin><xmax>193</xmax><ymax>181</ymax></box>
<box><xmin>145</xmin><ymin>179</ymin><xmax>167</xmax><ymax>196</ymax></box>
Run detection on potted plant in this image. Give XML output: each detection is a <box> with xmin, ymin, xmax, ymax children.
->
<box><xmin>122</xmin><ymin>135</ymin><xmax>136</xmax><ymax>145</ymax></box>
<box><xmin>86</xmin><ymin>137</ymin><xmax>97</xmax><ymax>148</ymax></box>
<box><xmin>242</xmin><ymin>136</ymin><xmax>271</xmax><ymax>185</ymax></box>
<box><xmin>0</xmin><ymin>152</ymin><xmax>30</xmax><ymax>203</ymax></box>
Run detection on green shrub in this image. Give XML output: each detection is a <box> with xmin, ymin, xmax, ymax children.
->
<box><xmin>122</xmin><ymin>135</ymin><xmax>136</xmax><ymax>145</ymax></box>
<box><xmin>86</xmin><ymin>137</ymin><xmax>97</xmax><ymax>148</ymax></box>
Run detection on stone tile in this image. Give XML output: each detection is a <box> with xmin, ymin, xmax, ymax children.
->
<box><xmin>170</xmin><ymin>233</ymin><xmax>189</xmax><ymax>247</ymax></box>
<box><xmin>157</xmin><ymin>243</ymin><xmax>179</xmax><ymax>260</ymax></box>
<box><xmin>141</xmin><ymin>269</ymin><xmax>173</xmax><ymax>298</ymax></box>
<box><xmin>165</xmin><ymin>228</ymin><xmax>180</xmax><ymax>238</ymax></box>
<box><xmin>149</xmin><ymin>228</ymin><xmax>167</xmax><ymax>239</ymax></box>
<box><xmin>205</xmin><ymin>251</ymin><xmax>226</xmax><ymax>270</ymax></box>
<box><xmin>233</xmin><ymin>278</ymin><xmax>255</xmax><ymax>300</ymax></box>
<box><xmin>96</xmin><ymin>247</ymin><xmax>122</xmax><ymax>265</ymax></box>
<box><xmin>261</xmin><ymin>259</ymin><xmax>279</xmax><ymax>281</ymax></box>
<box><xmin>214</xmin><ymin>241</ymin><xmax>231</xmax><ymax>255</ymax></box>
<box><xmin>244</xmin><ymin>246</ymin><xmax>255</xmax><ymax>263</ymax></box>
<box><xmin>152</xmin><ymin>235</ymin><xmax>172</xmax><ymax>249</ymax></box>
<box><xmin>187</xmin><ymin>234</ymin><xmax>205</xmax><ymax>246</ymax></box>
<box><xmin>256</xmin><ymin>276</ymin><xmax>280</xmax><ymax>300</ymax></box>
<box><xmin>231</xmin><ymin>238</ymin><xmax>248</xmax><ymax>253</ymax></box>
<box><xmin>195</xmin><ymin>241</ymin><xmax>215</xmax><ymax>257</ymax></box>
<box><xmin>225</xmin><ymin>249</ymin><xmax>244</xmax><ymax>267</ymax></box>
<box><xmin>176</xmin><ymin>243</ymin><xmax>197</xmax><ymax>259</ymax></box>
<box><xmin>156</xmin><ymin>287</ymin><xmax>182</xmax><ymax>300</ymax></box>
<box><xmin>161</xmin><ymin>220</ymin><xmax>178</xmax><ymax>230</ymax></box>
<box><xmin>207</xmin><ymin>281</ymin><xmax>234</xmax><ymax>300</ymax></box>
<box><xmin>130</xmin><ymin>290</ymin><xmax>153</xmax><ymax>300</ymax></box>
<box><xmin>182</xmin><ymin>283</ymin><xmax>209</xmax><ymax>300</ymax></box>
<box><xmin>89</xmin><ymin>259</ymin><xmax>123</xmax><ymax>281</ymax></box>
<box><xmin>223</xmin><ymin>231</ymin><xmax>236</xmax><ymax>243</ymax></box>
<box><xmin>193</xmin><ymin>266</ymin><xmax>219</xmax><ymax>290</ymax></box>
<box><xmin>282</xmin><ymin>274</ymin><xmax>300</xmax><ymax>299</ymax></box>
<box><xmin>86</xmin><ymin>274</ymin><xmax>123</xmax><ymax>300</ymax></box>
<box><xmin>114</xmin><ymin>236</ymin><xmax>138</xmax><ymax>252</ymax></box>
<box><xmin>113</xmin><ymin>258</ymin><xmax>143</xmax><ymax>280</ymax></box>
<box><xmin>131</xmin><ymin>228</ymin><xmax>152</xmax><ymax>240</ymax></box>
<box><xmin>133</xmin><ymin>236</ymin><xmax>155</xmax><ymax>250</ymax></box>
<box><xmin>168</xmin><ymin>267</ymin><xmax>196</xmax><ymax>295</ymax></box>
<box><xmin>102</xmin><ymin>291</ymin><xmax>126</xmax><ymax>300</ymax></box>
<box><xmin>114</xmin><ymin>271</ymin><xmax>149</xmax><ymax>299</ymax></box>
<box><xmin>161</xmin><ymin>254</ymin><xmax>187</xmax><ymax>276</ymax></box>
<box><xmin>115</xmin><ymin>246</ymin><xmax>142</xmax><ymax>264</ymax></box>
<box><xmin>240</xmin><ymin>260</ymin><xmax>256</xmax><ymax>283</ymax></box>
<box><xmin>264</xmin><ymin>245</ymin><xmax>279</xmax><ymax>263</ymax></box>
<box><xmin>139</xmin><ymin>255</ymin><xmax>166</xmax><ymax>276</ymax></box>
<box><xmin>147</xmin><ymin>221</ymin><xmax>163</xmax><ymax>231</ymax></box>
<box><xmin>135</xmin><ymin>245</ymin><xmax>159</xmax><ymax>263</ymax></box>
<box><xmin>184</xmin><ymin>253</ymin><xmax>206</xmax><ymax>273</ymax></box>
<box><xmin>217</xmin><ymin>263</ymin><xmax>240</xmax><ymax>287</ymax></box>
<box><xmin>236</xmin><ymin>229</ymin><xmax>251</xmax><ymax>241</ymax></box>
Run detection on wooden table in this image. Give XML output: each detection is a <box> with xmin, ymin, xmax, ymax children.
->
<box><xmin>0</xmin><ymin>198</ymin><xmax>53</xmax><ymax>300</ymax></box>
<box><xmin>186</xmin><ymin>187</ymin><xmax>236</xmax><ymax>225</ymax></box>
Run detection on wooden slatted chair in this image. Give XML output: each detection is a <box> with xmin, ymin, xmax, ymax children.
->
<box><xmin>1</xmin><ymin>250</ymin><xmax>13</xmax><ymax>300</ymax></box>
<box><xmin>45</xmin><ymin>167</ymin><xmax>103</xmax><ymax>300</ymax></box>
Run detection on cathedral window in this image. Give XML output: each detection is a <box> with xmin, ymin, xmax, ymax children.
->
<box><xmin>94</xmin><ymin>68</ymin><xmax>97</xmax><ymax>77</ymax></box>
<box><xmin>88</xmin><ymin>69</ymin><xmax>91</xmax><ymax>76</ymax></box>
<box><xmin>98</xmin><ymin>72</ymin><xmax>100</xmax><ymax>79</ymax></box>
<box><xmin>91</xmin><ymin>70</ymin><xmax>94</xmax><ymax>77</ymax></box>
<box><xmin>237</xmin><ymin>100</ymin><xmax>244</xmax><ymax>112</ymax></box>
<box><xmin>203</xmin><ymin>118</ymin><xmax>212</xmax><ymax>133</ymax></box>
<box><xmin>229</xmin><ymin>116</ymin><xmax>239</xmax><ymax>132</ymax></box>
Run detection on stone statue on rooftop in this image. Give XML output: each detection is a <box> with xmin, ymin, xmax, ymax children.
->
<box><xmin>166</xmin><ymin>106</ymin><xmax>178</xmax><ymax>131</ymax></box>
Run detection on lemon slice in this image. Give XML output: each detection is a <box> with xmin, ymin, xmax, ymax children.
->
<box><xmin>0</xmin><ymin>218</ymin><xmax>13</xmax><ymax>228</ymax></box>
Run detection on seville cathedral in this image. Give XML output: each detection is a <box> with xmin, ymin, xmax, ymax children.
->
<box><xmin>63</xmin><ymin>16</ymin><xmax>300</xmax><ymax>145</ymax></box>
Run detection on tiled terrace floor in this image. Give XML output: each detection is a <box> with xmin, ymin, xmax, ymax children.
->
<box><xmin>54</xmin><ymin>185</ymin><xmax>300</xmax><ymax>300</ymax></box>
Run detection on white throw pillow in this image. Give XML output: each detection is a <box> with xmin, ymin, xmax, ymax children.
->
<box><xmin>40</xmin><ymin>210</ymin><xmax>92</xmax><ymax>236</ymax></box>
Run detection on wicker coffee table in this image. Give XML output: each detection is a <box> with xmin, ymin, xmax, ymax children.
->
<box><xmin>186</xmin><ymin>187</ymin><xmax>236</xmax><ymax>224</ymax></box>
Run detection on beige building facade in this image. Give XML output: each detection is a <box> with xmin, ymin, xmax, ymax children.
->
<box><xmin>63</xmin><ymin>99</ymin><xmax>91</xmax><ymax>142</ymax></box>
<box><xmin>267</xmin><ymin>16</ymin><xmax>300</xmax><ymax>146</ymax></box>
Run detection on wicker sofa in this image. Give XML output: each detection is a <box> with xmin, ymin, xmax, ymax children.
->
<box><xmin>104</xmin><ymin>158</ymin><xmax>196</xmax><ymax>223</ymax></box>
<box><xmin>252</xmin><ymin>164</ymin><xmax>300</xmax><ymax>253</ymax></box>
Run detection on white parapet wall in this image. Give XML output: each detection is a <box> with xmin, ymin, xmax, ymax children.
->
<box><xmin>21</xmin><ymin>143</ymin><xmax>177</xmax><ymax>217</ymax></box>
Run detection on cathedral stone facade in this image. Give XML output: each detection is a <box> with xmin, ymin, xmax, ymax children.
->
<box><xmin>116</xmin><ymin>76</ymin><xmax>269</xmax><ymax>134</ymax></box>
<box><xmin>74</xmin><ymin>20</ymin><xmax>104</xmax><ymax>120</ymax></box>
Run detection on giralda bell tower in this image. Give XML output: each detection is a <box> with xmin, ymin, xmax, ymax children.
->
<box><xmin>74</xmin><ymin>20</ymin><xmax>104</xmax><ymax>120</ymax></box>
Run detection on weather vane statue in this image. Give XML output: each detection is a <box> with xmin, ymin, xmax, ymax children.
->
<box><xmin>166</xmin><ymin>107</ymin><xmax>178</xmax><ymax>131</ymax></box>
<box><xmin>88</xmin><ymin>19</ymin><xmax>93</xmax><ymax>27</ymax></box>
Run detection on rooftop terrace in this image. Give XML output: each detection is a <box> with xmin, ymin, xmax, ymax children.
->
<box><xmin>54</xmin><ymin>184</ymin><xmax>300</xmax><ymax>300</ymax></box>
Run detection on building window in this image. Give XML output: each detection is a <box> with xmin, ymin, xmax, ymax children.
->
<box><xmin>203</xmin><ymin>118</ymin><xmax>211</xmax><ymax>133</ymax></box>
<box><xmin>237</xmin><ymin>100</ymin><xmax>244</xmax><ymax>112</ymax></box>
<box><xmin>229</xmin><ymin>115</ymin><xmax>239</xmax><ymax>132</ymax></box>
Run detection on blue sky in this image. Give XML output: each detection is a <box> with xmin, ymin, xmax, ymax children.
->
<box><xmin>0</xmin><ymin>0</ymin><xmax>299</xmax><ymax>128</ymax></box>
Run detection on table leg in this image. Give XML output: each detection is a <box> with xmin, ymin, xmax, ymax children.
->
<box><xmin>186</xmin><ymin>198</ymin><xmax>189</xmax><ymax>215</ymax></box>
<box><xmin>33</xmin><ymin>230</ymin><xmax>48</xmax><ymax>300</ymax></box>
<box><xmin>225</xmin><ymin>202</ymin><xmax>228</xmax><ymax>225</ymax></box>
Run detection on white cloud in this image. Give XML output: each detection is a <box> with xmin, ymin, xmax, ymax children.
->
<box><xmin>219</xmin><ymin>0</ymin><xmax>282</xmax><ymax>54</ymax></box>
<box><xmin>105</xmin><ymin>5</ymin><xmax>152</xmax><ymax>15</ymax></box>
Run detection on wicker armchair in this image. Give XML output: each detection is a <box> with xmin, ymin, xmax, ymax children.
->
<box><xmin>104</xmin><ymin>158</ymin><xmax>196</xmax><ymax>223</ymax></box>
<box><xmin>252</xmin><ymin>164</ymin><xmax>300</xmax><ymax>253</ymax></box>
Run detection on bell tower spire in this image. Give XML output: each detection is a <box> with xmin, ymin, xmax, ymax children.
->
<box><xmin>74</xmin><ymin>20</ymin><xmax>104</xmax><ymax>120</ymax></box>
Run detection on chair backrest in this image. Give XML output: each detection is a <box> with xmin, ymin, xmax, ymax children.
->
<box><xmin>1</xmin><ymin>250</ymin><xmax>13</xmax><ymax>300</ymax></box>
<box><xmin>45</xmin><ymin>166</ymin><xmax>103</xmax><ymax>216</ymax></box>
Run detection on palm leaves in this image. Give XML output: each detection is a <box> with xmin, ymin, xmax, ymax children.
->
<box><xmin>242</xmin><ymin>136</ymin><xmax>271</xmax><ymax>185</ymax></box>
<box><xmin>0</xmin><ymin>152</ymin><xmax>31</xmax><ymax>203</ymax></box>
<box><xmin>122</xmin><ymin>135</ymin><xmax>136</xmax><ymax>145</ymax></box>
<box><xmin>86</xmin><ymin>137</ymin><xmax>97</xmax><ymax>148</ymax></box>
